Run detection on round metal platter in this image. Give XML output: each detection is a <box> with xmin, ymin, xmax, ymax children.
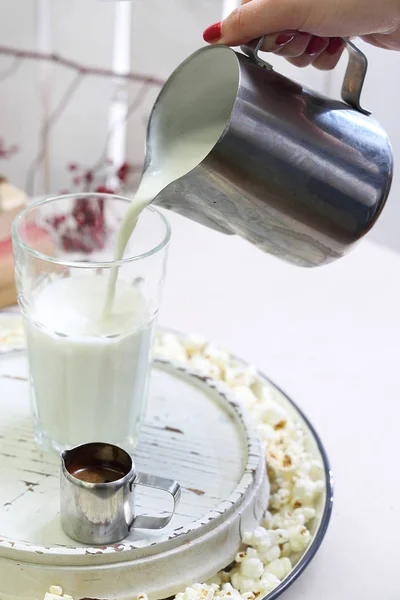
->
<box><xmin>0</xmin><ymin>316</ymin><xmax>333</xmax><ymax>600</ymax></box>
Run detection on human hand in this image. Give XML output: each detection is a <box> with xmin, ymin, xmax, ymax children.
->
<box><xmin>203</xmin><ymin>0</ymin><xmax>400</xmax><ymax>70</ymax></box>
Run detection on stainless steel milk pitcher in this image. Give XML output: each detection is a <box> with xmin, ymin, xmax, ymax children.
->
<box><xmin>148</xmin><ymin>38</ymin><xmax>393</xmax><ymax>267</ymax></box>
<box><xmin>60</xmin><ymin>443</ymin><xmax>181</xmax><ymax>545</ymax></box>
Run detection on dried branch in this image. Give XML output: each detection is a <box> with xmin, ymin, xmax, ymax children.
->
<box><xmin>0</xmin><ymin>45</ymin><xmax>163</xmax><ymax>193</ymax></box>
<box><xmin>90</xmin><ymin>82</ymin><xmax>150</xmax><ymax>178</ymax></box>
<box><xmin>0</xmin><ymin>57</ymin><xmax>21</xmax><ymax>83</ymax></box>
<box><xmin>0</xmin><ymin>45</ymin><xmax>164</xmax><ymax>88</ymax></box>
<box><xmin>26</xmin><ymin>72</ymin><xmax>84</xmax><ymax>194</ymax></box>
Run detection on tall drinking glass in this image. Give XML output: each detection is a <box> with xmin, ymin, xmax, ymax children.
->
<box><xmin>12</xmin><ymin>193</ymin><xmax>170</xmax><ymax>454</ymax></box>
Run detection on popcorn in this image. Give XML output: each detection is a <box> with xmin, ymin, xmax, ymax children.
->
<box><xmin>242</xmin><ymin>527</ymin><xmax>268</xmax><ymax>548</ymax></box>
<box><xmin>203</xmin><ymin>344</ymin><xmax>231</xmax><ymax>369</ymax></box>
<box><xmin>286</xmin><ymin>524</ymin><xmax>312</xmax><ymax>553</ymax></box>
<box><xmin>218</xmin><ymin>583</ymin><xmax>245</xmax><ymax>600</ymax></box>
<box><xmin>42</xmin><ymin>587</ymin><xmax>73</xmax><ymax>600</ymax></box>
<box><xmin>239</xmin><ymin>556</ymin><xmax>264</xmax><ymax>580</ymax></box>
<box><xmin>235</xmin><ymin>550</ymin><xmax>247</xmax><ymax>563</ymax></box>
<box><xmin>0</xmin><ymin>316</ymin><xmax>25</xmax><ymax>352</ymax></box>
<box><xmin>154</xmin><ymin>333</ymin><xmax>187</xmax><ymax>362</ymax></box>
<box><xmin>230</xmin><ymin>386</ymin><xmax>259</xmax><ymax>410</ymax></box>
<box><xmin>224</xmin><ymin>365</ymin><xmax>258</xmax><ymax>389</ymax></box>
<box><xmin>230</xmin><ymin>573</ymin><xmax>255</xmax><ymax>594</ymax></box>
<box><xmin>41</xmin><ymin>332</ymin><xmax>325</xmax><ymax>600</ymax></box>
<box><xmin>265</xmin><ymin>545</ymin><xmax>281</xmax><ymax>563</ymax></box>
<box><xmin>292</xmin><ymin>506</ymin><xmax>316</xmax><ymax>525</ymax></box>
<box><xmin>292</xmin><ymin>477</ymin><xmax>324</xmax><ymax>506</ymax></box>
<box><xmin>230</xmin><ymin>543</ymin><xmax>285</xmax><ymax>594</ymax></box>
<box><xmin>262</xmin><ymin>511</ymin><xmax>273</xmax><ymax>529</ymax></box>
<box><xmin>256</xmin><ymin>422</ymin><xmax>277</xmax><ymax>443</ymax></box>
<box><xmin>175</xmin><ymin>583</ymin><xmax>219</xmax><ymax>600</ymax></box>
<box><xmin>264</xmin><ymin>557</ymin><xmax>292</xmax><ymax>580</ymax></box>
<box><xmin>309</xmin><ymin>459</ymin><xmax>324</xmax><ymax>481</ymax></box>
<box><xmin>250</xmin><ymin>380</ymin><xmax>275</xmax><ymax>402</ymax></box>
<box><xmin>255</xmin><ymin>573</ymin><xmax>281</xmax><ymax>594</ymax></box>
<box><xmin>190</xmin><ymin>353</ymin><xmax>221</xmax><ymax>379</ymax></box>
<box><xmin>252</xmin><ymin>400</ymin><xmax>288</xmax><ymax>428</ymax></box>
<box><xmin>183</xmin><ymin>334</ymin><xmax>207</xmax><ymax>356</ymax></box>
<box><xmin>269</xmin><ymin>487</ymin><xmax>291</xmax><ymax>510</ymax></box>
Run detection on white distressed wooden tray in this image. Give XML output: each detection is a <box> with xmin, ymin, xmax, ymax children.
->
<box><xmin>0</xmin><ymin>348</ymin><xmax>268</xmax><ymax>600</ymax></box>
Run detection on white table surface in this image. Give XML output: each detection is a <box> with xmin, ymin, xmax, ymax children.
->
<box><xmin>2</xmin><ymin>210</ymin><xmax>399</xmax><ymax>599</ymax></box>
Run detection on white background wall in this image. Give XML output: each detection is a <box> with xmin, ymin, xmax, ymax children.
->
<box><xmin>0</xmin><ymin>0</ymin><xmax>398</xmax><ymax>252</ymax></box>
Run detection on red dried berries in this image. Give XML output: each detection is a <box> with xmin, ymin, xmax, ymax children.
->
<box><xmin>54</xmin><ymin>156</ymin><xmax>137</xmax><ymax>253</ymax></box>
<box><xmin>0</xmin><ymin>139</ymin><xmax>18</xmax><ymax>159</ymax></box>
<box><xmin>95</xmin><ymin>185</ymin><xmax>115</xmax><ymax>194</ymax></box>
<box><xmin>117</xmin><ymin>161</ymin><xmax>129</xmax><ymax>183</ymax></box>
<box><xmin>48</xmin><ymin>196</ymin><xmax>107</xmax><ymax>254</ymax></box>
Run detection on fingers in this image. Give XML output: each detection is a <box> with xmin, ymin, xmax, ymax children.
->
<box><xmin>361</xmin><ymin>32</ymin><xmax>400</xmax><ymax>51</ymax></box>
<box><xmin>202</xmin><ymin>21</ymin><xmax>345</xmax><ymax>72</ymax></box>
<box><xmin>285</xmin><ymin>35</ymin><xmax>329</xmax><ymax>68</ymax></box>
<box><xmin>224</xmin><ymin>29</ymin><xmax>311</xmax><ymax>56</ymax></box>
<box><xmin>203</xmin><ymin>0</ymin><xmax>310</xmax><ymax>46</ymax></box>
<box><xmin>271</xmin><ymin>32</ymin><xmax>311</xmax><ymax>57</ymax></box>
<box><xmin>253</xmin><ymin>32</ymin><xmax>344</xmax><ymax>70</ymax></box>
<box><xmin>284</xmin><ymin>35</ymin><xmax>344</xmax><ymax>69</ymax></box>
<box><xmin>312</xmin><ymin>37</ymin><xmax>345</xmax><ymax>70</ymax></box>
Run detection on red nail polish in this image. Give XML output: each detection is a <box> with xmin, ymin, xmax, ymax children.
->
<box><xmin>325</xmin><ymin>37</ymin><xmax>343</xmax><ymax>55</ymax></box>
<box><xmin>306</xmin><ymin>36</ymin><xmax>328</xmax><ymax>56</ymax></box>
<box><xmin>203</xmin><ymin>22</ymin><xmax>222</xmax><ymax>43</ymax></box>
<box><xmin>297</xmin><ymin>31</ymin><xmax>310</xmax><ymax>36</ymax></box>
<box><xmin>276</xmin><ymin>33</ymin><xmax>295</xmax><ymax>46</ymax></box>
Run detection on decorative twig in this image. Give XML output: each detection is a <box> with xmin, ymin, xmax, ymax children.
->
<box><xmin>0</xmin><ymin>45</ymin><xmax>164</xmax><ymax>88</ymax></box>
<box><xmin>0</xmin><ymin>45</ymin><xmax>163</xmax><ymax>193</ymax></box>
<box><xmin>0</xmin><ymin>57</ymin><xmax>21</xmax><ymax>83</ymax></box>
<box><xmin>26</xmin><ymin>72</ymin><xmax>84</xmax><ymax>194</ymax></box>
<box><xmin>90</xmin><ymin>82</ymin><xmax>150</xmax><ymax>179</ymax></box>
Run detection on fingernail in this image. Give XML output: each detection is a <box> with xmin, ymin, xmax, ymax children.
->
<box><xmin>276</xmin><ymin>33</ymin><xmax>295</xmax><ymax>46</ymax></box>
<box><xmin>325</xmin><ymin>37</ymin><xmax>343</xmax><ymax>55</ymax></box>
<box><xmin>203</xmin><ymin>22</ymin><xmax>222</xmax><ymax>43</ymax></box>
<box><xmin>297</xmin><ymin>31</ymin><xmax>310</xmax><ymax>36</ymax></box>
<box><xmin>306</xmin><ymin>36</ymin><xmax>328</xmax><ymax>56</ymax></box>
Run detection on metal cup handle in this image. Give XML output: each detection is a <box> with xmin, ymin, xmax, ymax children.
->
<box><xmin>241</xmin><ymin>36</ymin><xmax>370</xmax><ymax>116</ymax></box>
<box><xmin>130</xmin><ymin>473</ymin><xmax>181</xmax><ymax>530</ymax></box>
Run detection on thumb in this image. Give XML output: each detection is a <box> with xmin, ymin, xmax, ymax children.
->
<box><xmin>212</xmin><ymin>0</ymin><xmax>311</xmax><ymax>46</ymax></box>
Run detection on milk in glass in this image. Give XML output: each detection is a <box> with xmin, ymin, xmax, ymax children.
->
<box><xmin>25</xmin><ymin>275</ymin><xmax>154</xmax><ymax>451</ymax></box>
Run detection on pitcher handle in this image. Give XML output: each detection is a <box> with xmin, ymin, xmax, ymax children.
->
<box><xmin>241</xmin><ymin>36</ymin><xmax>370</xmax><ymax>115</ymax></box>
<box><xmin>341</xmin><ymin>38</ymin><xmax>370</xmax><ymax>115</ymax></box>
<box><xmin>130</xmin><ymin>473</ymin><xmax>181</xmax><ymax>530</ymax></box>
<box><xmin>241</xmin><ymin>37</ymin><xmax>274</xmax><ymax>70</ymax></box>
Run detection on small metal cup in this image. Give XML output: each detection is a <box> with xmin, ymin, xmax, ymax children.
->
<box><xmin>60</xmin><ymin>442</ymin><xmax>181</xmax><ymax>545</ymax></box>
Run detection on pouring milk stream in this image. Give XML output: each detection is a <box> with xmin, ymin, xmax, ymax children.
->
<box><xmin>103</xmin><ymin>121</ymin><xmax>230</xmax><ymax>315</ymax></box>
